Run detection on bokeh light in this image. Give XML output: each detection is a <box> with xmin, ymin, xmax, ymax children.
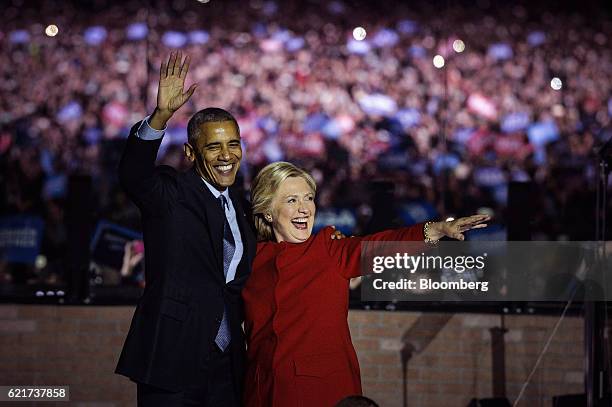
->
<box><xmin>352</xmin><ymin>26</ymin><xmax>367</xmax><ymax>41</ymax></box>
<box><xmin>452</xmin><ymin>39</ymin><xmax>465</xmax><ymax>53</ymax></box>
<box><xmin>45</xmin><ymin>24</ymin><xmax>59</xmax><ymax>37</ymax></box>
<box><xmin>550</xmin><ymin>77</ymin><xmax>562</xmax><ymax>90</ymax></box>
<box><xmin>433</xmin><ymin>54</ymin><xmax>445</xmax><ymax>68</ymax></box>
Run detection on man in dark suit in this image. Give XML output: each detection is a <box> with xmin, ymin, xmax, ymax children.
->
<box><xmin>115</xmin><ymin>51</ymin><xmax>255</xmax><ymax>406</ymax></box>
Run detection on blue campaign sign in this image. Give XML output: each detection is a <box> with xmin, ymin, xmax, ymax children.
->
<box><xmin>527</xmin><ymin>120</ymin><xmax>559</xmax><ymax>146</ymax></box>
<box><xmin>0</xmin><ymin>215</ymin><xmax>45</xmax><ymax>264</ymax></box>
<box><xmin>90</xmin><ymin>221</ymin><xmax>142</xmax><ymax>270</ymax></box>
<box><xmin>314</xmin><ymin>208</ymin><xmax>357</xmax><ymax>235</ymax></box>
<box><xmin>501</xmin><ymin>112</ymin><xmax>530</xmax><ymax>133</ymax></box>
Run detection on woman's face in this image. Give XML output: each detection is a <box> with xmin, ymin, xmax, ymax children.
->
<box><xmin>270</xmin><ymin>176</ymin><xmax>316</xmax><ymax>243</ymax></box>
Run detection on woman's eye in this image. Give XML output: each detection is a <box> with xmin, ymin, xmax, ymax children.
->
<box><xmin>288</xmin><ymin>199</ymin><xmax>296</xmax><ymax>204</ymax></box>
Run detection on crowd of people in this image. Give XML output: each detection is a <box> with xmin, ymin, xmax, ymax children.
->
<box><xmin>0</xmin><ymin>0</ymin><xmax>610</xmax><ymax>286</ymax></box>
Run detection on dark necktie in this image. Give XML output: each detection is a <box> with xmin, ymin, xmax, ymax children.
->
<box><xmin>214</xmin><ymin>195</ymin><xmax>234</xmax><ymax>351</ymax></box>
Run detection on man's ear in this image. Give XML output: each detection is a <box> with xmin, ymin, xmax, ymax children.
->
<box><xmin>184</xmin><ymin>142</ymin><xmax>195</xmax><ymax>162</ymax></box>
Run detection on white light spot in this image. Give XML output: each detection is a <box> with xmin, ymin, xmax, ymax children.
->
<box><xmin>453</xmin><ymin>39</ymin><xmax>465</xmax><ymax>53</ymax></box>
<box><xmin>197</xmin><ymin>0</ymin><xmax>210</xmax><ymax>3</ymax></box>
<box><xmin>45</xmin><ymin>24</ymin><xmax>59</xmax><ymax>37</ymax></box>
<box><xmin>352</xmin><ymin>26</ymin><xmax>367</xmax><ymax>41</ymax></box>
<box><xmin>445</xmin><ymin>217</ymin><xmax>455</xmax><ymax>222</ymax></box>
<box><xmin>550</xmin><ymin>77</ymin><xmax>562</xmax><ymax>90</ymax></box>
<box><xmin>35</xmin><ymin>255</ymin><xmax>47</xmax><ymax>269</ymax></box>
<box><xmin>433</xmin><ymin>54</ymin><xmax>445</xmax><ymax>68</ymax></box>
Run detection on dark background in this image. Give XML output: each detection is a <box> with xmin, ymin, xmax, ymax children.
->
<box><xmin>0</xmin><ymin>0</ymin><xmax>610</xmax><ymax>311</ymax></box>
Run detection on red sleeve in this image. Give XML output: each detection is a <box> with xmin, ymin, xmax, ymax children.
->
<box><xmin>322</xmin><ymin>223</ymin><xmax>426</xmax><ymax>280</ymax></box>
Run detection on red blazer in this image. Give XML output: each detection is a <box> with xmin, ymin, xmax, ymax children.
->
<box><xmin>242</xmin><ymin>224</ymin><xmax>425</xmax><ymax>407</ymax></box>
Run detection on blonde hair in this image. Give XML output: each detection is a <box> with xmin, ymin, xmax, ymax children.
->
<box><xmin>251</xmin><ymin>161</ymin><xmax>316</xmax><ymax>241</ymax></box>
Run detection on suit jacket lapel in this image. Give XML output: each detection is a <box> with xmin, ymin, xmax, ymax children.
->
<box><xmin>183</xmin><ymin>167</ymin><xmax>225</xmax><ymax>283</ymax></box>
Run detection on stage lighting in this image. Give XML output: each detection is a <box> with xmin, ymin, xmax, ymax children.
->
<box><xmin>352</xmin><ymin>26</ymin><xmax>367</xmax><ymax>41</ymax></box>
<box><xmin>433</xmin><ymin>54</ymin><xmax>445</xmax><ymax>68</ymax></box>
<box><xmin>550</xmin><ymin>77</ymin><xmax>562</xmax><ymax>90</ymax></box>
<box><xmin>197</xmin><ymin>0</ymin><xmax>210</xmax><ymax>3</ymax></box>
<box><xmin>453</xmin><ymin>39</ymin><xmax>465</xmax><ymax>53</ymax></box>
<box><xmin>45</xmin><ymin>24</ymin><xmax>59</xmax><ymax>37</ymax></box>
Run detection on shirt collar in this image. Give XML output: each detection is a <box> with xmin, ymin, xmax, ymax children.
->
<box><xmin>202</xmin><ymin>178</ymin><xmax>230</xmax><ymax>202</ymax></box>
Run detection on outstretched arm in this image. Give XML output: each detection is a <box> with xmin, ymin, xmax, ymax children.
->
<box><xmin>325</xmin><ymin>214</ymin><xmax>491</xmax><ymax>279</ymax></box>
<box><xmin>118</xmin><ymin>52</ymin><xmax>197</xmax><ymax>216</ymax></box>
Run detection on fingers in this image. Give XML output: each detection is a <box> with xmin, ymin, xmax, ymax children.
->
<box><xmin>456</xmin><ymin>214</ymin><xmax>490</xmax><ymax>228</ymax></box>
<box><xmin>172</xmin><ymin>51</ymin><xmax>183</xmax><ymax>75</ymax></box>
<box><xmin>182</xmin><ymin>83</ymin><xmax>197</xmax><ymax>102</ymax></box>
<box><xmin>167</xmin><ymin>51</ymin><xmax>176</xmax><ymax>76</ymax></box>
<box><xmin>160</xmin><ymin>58</ymin><xmax>167</xmax><ymax>79</ymax></box>
<box><xmin>462</xmin><ymin>214</ymin><xmax>489</xmax><ymax>223</ymax></box>
<box><xmin>471</xmin><ymin>224</ymin><xmax>488</xmax><ymax>229</ymax></box>
<box><xmin>163</xmin><ymin>51</ymin><xmax>191</xmax><ymax>78</ymax></box>
<box><xmin>453</xmin><ymin>232</ymin><xmax>465</xmax><ymax>241</ymax></box>
<box><xmin>179</xmin><ymin>54</ymin><xmax>191</xmax><ymax>78</ymax></box>
<box><xmin>458</xmin><ymin>223</ymin><xmax>488</xmax><ymax>232</ymax></box>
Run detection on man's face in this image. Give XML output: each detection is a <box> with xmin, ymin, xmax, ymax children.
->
<box><xmin>185</xmin><ymin>121</ymin><xmax>242</xmax><ymax>190</ymax></box>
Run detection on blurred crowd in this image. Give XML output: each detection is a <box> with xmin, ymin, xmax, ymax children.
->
<box><xmin>0</xmin><ymin>0</ymin><xmax>610</xmax><ymax>286</ymax></box>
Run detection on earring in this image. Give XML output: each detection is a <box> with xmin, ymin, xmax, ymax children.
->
<box><xmin>265</xmin><ymin>214</ymin><xmax>272</xmax><ymax>222</ymax></box>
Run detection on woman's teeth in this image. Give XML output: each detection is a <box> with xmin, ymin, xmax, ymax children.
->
<box><xmin>292</xmin><ymin>218</ymin><xmax>308</xmax><ymax>230</ymax></box>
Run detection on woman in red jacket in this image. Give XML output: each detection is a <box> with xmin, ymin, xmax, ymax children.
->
<box><xmin>242</xmin><ymin>162</ymin><xmax>489</xmax><ymax>407</ymax></box>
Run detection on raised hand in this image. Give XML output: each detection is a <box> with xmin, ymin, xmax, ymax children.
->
<box><xmin>427</xmin><ymin>214</ymin><xmax>491</xmax><ymax>241</ymax></box>
<box><xmin>150</xmin><ymin>51</ymin><xmax>197</xmax><ymax>129</ymax></box>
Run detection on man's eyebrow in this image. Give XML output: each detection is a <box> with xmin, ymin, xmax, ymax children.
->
<box><xmin>205</xmin><ymin>138</ymin><xmax>241</xmax><ymax>147</ymax></box>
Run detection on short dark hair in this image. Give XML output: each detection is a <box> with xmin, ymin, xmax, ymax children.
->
<box><xmin>335</xmin><ymin>395</ymin><xmax>379</xmax><ymax>407</ymax></box>
<box><xmin>187</xmin><ymin>107</ymin><xmax>239</xmax><ymax>145</ymax></box>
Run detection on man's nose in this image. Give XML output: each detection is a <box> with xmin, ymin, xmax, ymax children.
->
<box><xmin>219</xmin><ymin>146</ymin><xmax>231</xmax><ymax>160</ymax></box>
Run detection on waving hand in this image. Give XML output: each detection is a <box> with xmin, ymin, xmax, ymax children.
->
<box><xmin>150</xmin><ymin>51</ymin><xmax>197</xmax><ymax>129</ymax></box>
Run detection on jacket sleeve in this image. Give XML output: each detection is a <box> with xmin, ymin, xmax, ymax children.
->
<box><xmin>118</xmin><ymin>121</ymin><xmax>178</xmax><ymax>217</ymax></box>
<box><xmin>322</xmin><ymin>223</ymin><xmax>426</xmax><ymax>279</ymax></box>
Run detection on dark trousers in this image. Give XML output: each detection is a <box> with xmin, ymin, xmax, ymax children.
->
<box><xmin>136</xmin><ymin>348</ymin><xmax>239</xmax><ymax>407</ymax></box>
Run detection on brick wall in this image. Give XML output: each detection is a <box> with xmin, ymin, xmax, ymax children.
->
<box><xmin>0</xmin><ymin>305</ymin><xmax>583</xmax><ymax>407</ymax></box>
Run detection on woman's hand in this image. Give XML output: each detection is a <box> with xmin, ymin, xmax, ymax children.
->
<box><xmin>426</xmin><ymin>214</ymin><xmax>491</xmax><ymax>241</ymax></box>
<box><xmin>330</xmin><ymin>226</ymin><xmax>348</xmax><ymax>240</ymax></box>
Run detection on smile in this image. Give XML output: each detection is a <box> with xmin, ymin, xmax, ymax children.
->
<box><xmin>214</xmin><ymin>164</ymin><xmax>234</xmax><ymax>174</ymax></box>
<box><xmin>291</xmin><ymin>217</ymin><xmax>309</xmax><ymax>230</ymax></box>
